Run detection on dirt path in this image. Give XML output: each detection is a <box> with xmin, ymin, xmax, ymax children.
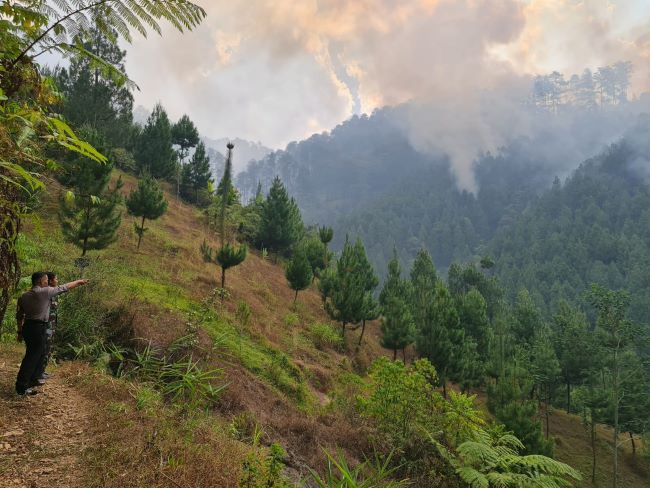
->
<box><xmin>0</xmin><ymin>346</ymin><xmax>95</xmax><ymax>488</ymax></box>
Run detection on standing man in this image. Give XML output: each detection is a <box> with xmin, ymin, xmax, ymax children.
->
<box><xmin>15</xmin><ymin>272</ymin><xmax>88</xmax><ymax>395</ymax></box>
<box><xmin>33</xmin><ymin>272</ymin><xmax>61</xmax><ymax>381</ymax></box>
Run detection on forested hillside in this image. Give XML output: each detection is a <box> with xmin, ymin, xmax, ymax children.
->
<box><xmin>490</xmin><ymin>117</ymin><xmax>650</xmax><ymax>321</ymax></box>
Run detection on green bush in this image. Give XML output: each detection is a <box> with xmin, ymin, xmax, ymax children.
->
<box><xmin>307</xmin><ymin>449</ymin><xmax>409</xmax><ymax>488</ymax></box>
<box><xmin>310</xmin><ymin>323</ymin><xmax>344</xmax><ymax>351</ymax></box>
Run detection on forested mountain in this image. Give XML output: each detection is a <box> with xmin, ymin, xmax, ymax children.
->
<box><xmin>491</xmin><ymin>117</ymin><xmax>650</xmax><ymax>322</ymax></box>
<box><xmin>236</xmin><ymin>107</ymin><xmax>435</xmax><ymax>220</ymax></box>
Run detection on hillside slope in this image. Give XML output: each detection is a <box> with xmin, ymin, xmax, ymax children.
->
<box><xmin>1</xmin><ymin>170</ymin><xmax>648</xmax><ymax>487</ymax></box>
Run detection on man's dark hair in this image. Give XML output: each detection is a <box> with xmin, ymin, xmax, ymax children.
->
<box><xmin>46</xmin><ymin>272</ymin><xmax>57</xmax><ymax>281</ymax></box>
<box><xmin>31</xmin><ymin>272</ymin><xmax>47</xmax><ymax>286</ymax></box>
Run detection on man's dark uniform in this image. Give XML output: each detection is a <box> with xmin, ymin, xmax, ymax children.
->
<box><xmin>15</xmin><ymin>285</ymin><xmax>68</xmax><ymax>394</ymax></box>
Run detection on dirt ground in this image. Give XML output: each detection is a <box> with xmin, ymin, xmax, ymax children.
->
<box><xmin>0</xmin><ymin>345</ymin><xmax>95</xmax><ymax>488</ymax></box>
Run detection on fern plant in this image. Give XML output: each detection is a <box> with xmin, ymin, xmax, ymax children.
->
<box><xmin>432</xmin><ymin>425</ymin><xmax>581</xmax><ymax>488</ymax></box>
<box><xmin>8</xmin><ymin>0</ymin><xmax>206</xmax><ymax>75</ymax></box>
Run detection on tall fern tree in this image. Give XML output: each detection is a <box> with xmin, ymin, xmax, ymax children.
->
<box><xmin>0</xmin><ymin>0</ymin><xmax>204</xmax><ymax>323</ymax></box>
<box><xmin>126</xmin><ymin>175</ymin><xmax>168</xmax><ymax>250</ymax></box>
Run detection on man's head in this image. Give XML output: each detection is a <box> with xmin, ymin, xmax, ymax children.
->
<box><xmin>46</xmin><ymin>272</ymin><xmax>58</xmax><ymax>287</ymax></box>
<box><xmin>31</xmin><ymin>272</ymin><xmax>48</xmax><ymax>287</ymax></box>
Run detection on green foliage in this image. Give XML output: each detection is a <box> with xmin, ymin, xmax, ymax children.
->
<box><xmin>416</xmin><ymin>281</ymin><xmax>463</xmax><ymax>394</ymax></box>
<box><xmin>54</xmin><ymin>26</ymin><xmax>134</xmax><ymax>148</ymax></box>
<box><xmin>257</xmin><ymin>176</ymin><xmax>303</xmax><ymax>256</ymax></box>
<box><xmin>285</xmin><ymin>248</ymin><xmax>313</xmax><ymax>302</ymax></box>
<box><xmin>126</xmin><ymin>175</ymin><xmax>168</xmax><ymax>249</ymax></box>
<box><xmin>58</xmin><ymin>146</ymin><xmax>123</xmax><ymax>256</ymax></box>
<box><xmin>379</xmin><ymin>250</ymin><xmax>414</xmax><ymax>358</ymax></box>
<box><xmin>215</xmin><ymin>243</ymin><xmax>247</xmax><ymax>288</ymax></box>
<box><xmin>434</xmin><ymin>425</ymin><xmax>581</xmax><ymax>488</ymax></box>
<box><xmin>180</xmin><ymin>141</ymin><xmax>212</xmax><ymax>205</ymax></box>
<box><xmin>297</xmin><ymin>236</ymin><xmax>327</xmax><ymax>279</ymax></box>
<box><xmin>309</xmin><ymin>323</ymin><xmax>344</xmax><ymax>351</ymax></box>
<box><xmin>360</xmin><ymin>357</ymin><xmax>443</xmax><ymax>451</ymax></box>
<box><xmin>487</xmin><ymin>363</ymin><xmax>554</xmax><ymax>456</ymax></box>
<box><xmin>318</xmin><ymin>226</ymin><xmax>334</xmax><ymax>246</ymax></box>
<box><xmin>307</xmin><ymin>450</ymin><xmax>409</xmax><ymax>488</ymax></box>
<box><xmin>172</xmin><ymin>114</ymin><xmax>200</xmax><ymax>157</ymax></box>
<box><xmin>201</xmin><ymin>239</ymin><xmax>247</xmax><ymax>288</ymax></box>
<box><xmin>135</xmin><ymin>103</ymin><xmax>176</xmax><ymax>179</ymax></box>
<box><xmin>409</xmin><ymin>248</ymin><xmax>437</xmax><ymax>331</ymax></box>
<box><xmin>324</xmin><ymin>238</ymin><xmax>367</xmax><ymax>335</ymax></box>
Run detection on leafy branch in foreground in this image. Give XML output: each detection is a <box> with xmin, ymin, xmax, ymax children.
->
<box><xmin>432</xmin><ymin>426</ymin><xmax>581</xmax><ymax>488</ymax></box>
<box><xmin>9</xmin><ymin>0</ymin><xmax>206</xmax><ymax>69</ymax></box>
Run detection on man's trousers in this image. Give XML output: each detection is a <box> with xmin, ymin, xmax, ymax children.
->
<box><xmin>15</xmin><ymin>320</ymin><xmax>47</xmax><ymax>393</ymax></box>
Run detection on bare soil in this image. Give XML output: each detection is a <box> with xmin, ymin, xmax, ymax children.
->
<box><xmin>0</xmin><ymin>345</ymin><xmax>95</xmax><ymax>488</ymax></box>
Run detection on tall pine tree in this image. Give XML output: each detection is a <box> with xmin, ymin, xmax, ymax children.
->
<box><xmin>257</xmin><ymin>176</ymin><xmax>303</xmax><ymax>256</ymax></box>
<box><xmin>379</xmin><ymin>251</ymin><xmax>414</xmax><ymax>360</ymax></box>
<box><xmin>416</xmin><ymin>281</ymin><xmax>463</xmax><ymax>397</ymax></box>
<box><xmin>58</xmin><ymin>139</ymin><xmax>123</xmax><ymax>256</ymax></box>
<box><xmin>180</xmin><ymin>141</ymin><xmax>212</xmax><ymax>205</ymax></box>
<box><xmin>135</xmin><ymin>103</ymin><xmax>176</xmax><ymax>179</ymax></box>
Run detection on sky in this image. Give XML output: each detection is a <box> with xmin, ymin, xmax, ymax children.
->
<box><xmin>124</xmin><ymin>0</ymin><xmax>650</xmax><ymax>152</ymax></box>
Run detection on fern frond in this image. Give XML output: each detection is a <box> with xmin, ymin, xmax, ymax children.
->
<box><xmin>457</xmin><ymin>467</ymin><xmax>489</xmax><ymax>488</ymax></box>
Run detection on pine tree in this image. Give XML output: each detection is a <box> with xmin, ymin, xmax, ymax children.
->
<box><xmin>59</xmin><ymin>165</ymin><xmax>123</xmax><ymax>257</ymax></box>
<box><xmin>458</xmin><ymin>288</ymin><xmax>490</xmax><ymax>359</ymax></box>
<box><xmin>297</xmin><ymin>237</ymin><xmax>327</xmax><ymax>281</ymax></box>
<box><xmin>257</xmin><ymin>176</ymin><xmax>303</xmax><ymax>256</ymax></box>
<box><xmin>416</xmin><ymin>281</ymin><xmax>463</xmax><ymax>397</ymax></box>
<box><xmin>318</xmin><ymin>225</ymin><xmax>334</xmax><ymax>267</ymax></box>
<box><xmin>126</xmin><ymin>176</ymin><xmax>168</xmax><ymax>250</ymax></box>
<box><xmin>285</xmin><ymin>249</ymin><xmax>312</xmax><ymax>302</ymax></box>
<box><xmin>201</xmin><ymin>240</ymin><xmax>247</xmax><ymax>288</ymax></box>
<box><xmin>216</xmin><ymin>143</ymin><xmax>239</xmax><ymax>208</ymax></box>
<box><xmin>135</xmin><ymin>103</ymin><xmax>176</xmax><ymax>179</ymax></box>
<box><xmin>180</xmin><ymin>141</ymin><xmax>212</xmax><ymax>204</ymax></box>
<box><xmin>325</xmin><ymin>237</ymin><xmax>366</xmax><ymax>337</ymax></box>
<box><xmin>172</xmin><ymin>114</ymin><xmax>200</xmax><ymax>160</ymax></box>
<box><xmin>531</xmin><ymin>325</ymin><xmax>561</xmax><ymax>438</ymax></box>
<box><xmin>55</xmin><ymin>27</ymin><xmax>133</xmax><ymax>148</ymax></box>
<box><xmin>379</xmin><ymin>250</ymin><xmax>413</xmax><ymax>359</ymax></box>
<box><xmin>552</xmin><ymin>301</ymin><xmax>593</xmax><ymax>413</ymax></box>
<box><xmin>58</xmin><ymin>130</ymin><xmax>123</xmax><ymax>256</ymax></box>
<box><xmin>409</xmin><ymin>248</ymin><xmax>437</xmax><ymax>331</ymax></box>
<box><xmin>587</xmin><ymin>284</ymin><xmax>639</xmax><ymax>488</ymax></box>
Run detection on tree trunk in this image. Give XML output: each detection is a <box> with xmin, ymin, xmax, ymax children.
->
<box><xmin>442</xmin><ymin>380</ymin><xmax>447</xmax><ymax>399</ymax></box>
<box><xmin>341</xmin><ymin>322</ymin><xmax>346</xmax><ymax>338</ymax></box>
<box><xmin>293</xmin><ymin>289</ymin><xmax>298</xmax><ymax>303</ymax></box>
<box><xmin>630</xmin><ymin>432</ymin><xmax>636</xmax><ymax>456</ymax></box>
<box><xmin>402</xmin><ymin>348</ymin><xmax>406</xmax><ymax>363</ymax></box>
<box><xmin>393</xmin><ymin>349</ymin><xmax>397</xmax><ymax>361</ymax></box>
<box><xmin>591</xmin><ymin>418</ymin><xmax>597</xmax><ymax>483</ymax></box>
<box><xmin>544</xmin><ymin>386</ymin><xmax>550</xmax><ymax>439</ymax></box>
<box><xmin>358</xmin><ymin>320</ymin><xmax>366</xmax><ymax>346</ymax></box>
<box><xmin>221</xmin><ymin>267</ymin><xmax>226</xmax><ymax>288</ymax></box>
<box><xmin>137</xmin><ymin>216</ymin><xmax>146</xmax><ymax>250</ymax></box>
<box><xmin>566</xmin><ymin>382</ymin><xmax>571</xmax><ymax>413</ymax></box>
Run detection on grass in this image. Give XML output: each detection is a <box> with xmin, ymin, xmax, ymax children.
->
<box><xmin>6</xmin><ymin>169</ymin><xmax>645</xmax><ymax>487</ymax></box>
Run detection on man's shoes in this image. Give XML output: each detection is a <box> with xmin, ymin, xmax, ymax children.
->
<box><xmin>40</xmin><ymin>372</ymin><xmax>51</xmax><ymax>379</ymax></box>
<box><xmin>29</xmin><ymin>379</ymin><xmax>46</xmax><ymax>387</ymax></box>
<box><xmin>16</xmin><ymin>388</ymin><xmax>38</xmax><ymax>396</ymax></box>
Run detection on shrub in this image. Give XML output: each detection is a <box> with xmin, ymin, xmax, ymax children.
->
<box><xmin>310</xmin><ymin>323</ymin><xmax>344</xmax><ymax>351</ymax></box>
<box><xmin>308</xmin><ymin>449</ymin><xmax>409</xmax><ymax>488</ymax></box>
